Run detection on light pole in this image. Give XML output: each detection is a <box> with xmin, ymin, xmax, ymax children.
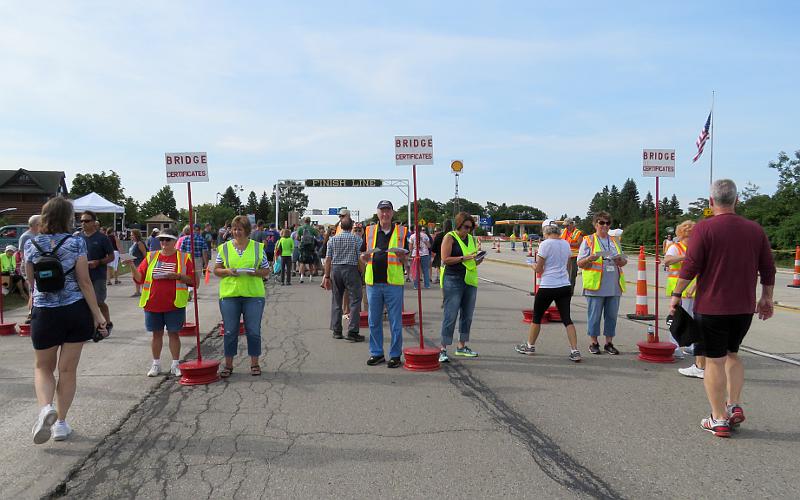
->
<box><xmin>215</xmin><ymin>192</ymin><xmax>223</xmax><ymax>205</ymax></box>
<box><xmin>451</xmin><ymin>160</ymin><xmax>463</xmax><ymax>219</ymax></box>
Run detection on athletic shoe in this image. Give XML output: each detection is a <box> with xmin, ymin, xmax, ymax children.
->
<box><xmin>678</xmin><ymin>364</ymin><xmax>705</xmax><ymax>379</ymax></box>
<box><xmin>345</xmin><ymin>332</ymin><xmax>365</xmax><ymax>342</ymax></box>
<box><xmin>701</xmin><ymin>415</ymin><xmax>731</xmax><ymax>438</ymax></box>
<box><xmin>454</xmin><ymin>346</ymin><xmax>478</xmax><ymax>358</ymax></box>
<box><xmin>603</xmin><ymin>343</ymin><xmax>620</xmax><ymax>355</ymax></box>
<box><xmin>727</xmin><ymin>404</ymin><xmax>746</xmax><ymax>429</ymax></box>
<box><xmin>52</xmin><ymin>420</ymin><xmax>73</xmax><ymax>441</ymax></box>
<box><xmin>332</xmin><ymin>331</ymin><xmax>344</xmax><ymax>339</ymax></box>
<box><xmin>439</xmin><ymin>350</ymin><xmax>450</xmax><ymax>363</ymax></box>
<box><xmin>367</xmin><ymin>355</ymin><xmax>385</xmax><ymax>366</ymax></box>
<box><xmin>32</xmin><ymin>404</ymin><xmax>58</xmax><ymax>444</ymax></box>
<box><xmin>170</xmin><ymin>361</ymin><xmax>182</xmax><ymax>377</ymax></box>
<box><xmin>682</xmin><ymin>345</ymin><xmax>695</xmax><ymax>356</ymax></box>
<box><xmin>673</xmin><ymin>347</ymin><xmax>685</xmax><ymax>360</ymax></box>
<box><xmin>569</xmin><ymin>350</ymin><xmax>582</xmax><ymax>363</ymax></box>
<box><xmin>147</xmin><ymin>363</ymin><xmax>160</xmax><ymax>377</ymax></box>
<box><xmin>308</xmin><ymin>275</ymin><xmax>313</xmax><ymax>283</ymax></box>
<box><xmin>387</xmin><ymin>357</ymin><xmax>402</xmax><ymax>368</ymax></box>
<box><xmin>515</xmin><ymin>344</ymin><xmax>536</xmax><ymax>355</ymax></box>
<box><xmin>589</xmin><ymin>343</ymin><xmax>601</xmax><ymax>355</ymax></box>
<box><xmin>299</xmin><ymin>275</ymin><xmax>304</xmax><ymax>283</ymax></box>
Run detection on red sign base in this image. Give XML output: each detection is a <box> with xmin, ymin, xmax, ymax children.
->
<box><xmin>546</xmin><ymin>306</ymin><xmax>561</xmax><ymax>322</ymax></box>
<box><xmin>636</xmin><ymin>341</ymin><xmax>676</xmax><ymax>363</ymax></box>
<box><xmin>521</xmin><ymin>309</ymin><xmax>533</xmax><ymax>323</ymax></box>
<box><xmin>401</xmin><ymin>311</ymin><xmax>416</xmax><ymax>326</ymax></box>
<box><xmin>0</xmin><ymin>323</ymin><xmax>17</xmax><ymax>336</ymax></box>
<box><xmin>403</xmin><ymin>346</ymin><xmax>441</xmax><ymax>372</ymax></box>
<box><xmin>178</xmin><ymin>359</ymin><xmax>221</xmax><ymax>386</ymax></box>
<box><xmin>359</xmin><ymin>311</ymin><xmax>369</xmax><ymax>328</ymax></box>
<box><xmin>18</xmin><ymin>323</ymin><xmax>31</xmax><ymax>336</ymax></box>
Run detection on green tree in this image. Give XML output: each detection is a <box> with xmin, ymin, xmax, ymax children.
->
<box><xmin>257</xmin><ymin>191</ymin><xmax>271</xmax><ymax>223</ymax></box>
<box><xmin>769</xmin><ymin>150</ymin><xmax>800</xmax><ymax>203</ymax></box>
<box><xmin>442</xmin><ymin>197</ymin><xmax>483</xmax><ymax>219</ymax></box>
<box><xmin>640</xmin><ymin>191</ymin><xmax>655</xmax><ymax>218</ymax></box>
<box><xmin>70</xmin><ymin>170</ymin><xmax>125</xmax><ymax>204</ymax></box>
<box><xmin>219</xmin><ymin>186</ymin><xmax>242</xmax><ymax>212</ymax></box>
<box><xmin>123</xmin><ymin>196</ymin><xmax>140</xmax><ymax>224</ymax></box>
<box><xmin>245</xmin><ymin>191</ymin><xmax>258</xmax><ymax>215</ymax></box>
<box><xmin>668</xmin><ymin>194</ymin><xmax>682</xmax><ymax>218</ymax></box>
<box><xmin>686</xmin><ymin>197</ymin><xmax>709</xmax><ymax>219</ymax></box>
<box><xmin>617</xmin><ymin>178</ymin><xmax>641</xmax><ymax>227</ymax></box>
<box><xmin>140</xmin><ymin>186</ymin><xmax>179</xmax><ymax>220</ymax></box>
<box><xmin>193</xmin><ymin>203</ymin><xmax>236</xmax><ymax>229</ymax></box>
<box><xmin>608</xmin><ymin>185</ymin><xmax>621</xmax><ymax>215</ymax></box>
<box><xmin>272</xmin><ymin>181</ymin><xmax>309</xmax><ymax>227</ymax></box>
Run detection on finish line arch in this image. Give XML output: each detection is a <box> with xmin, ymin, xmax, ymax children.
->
<box><xmin>274</xmin><ymin>178</ymin><xmax>411</xmax><ymax>228</ymax></box>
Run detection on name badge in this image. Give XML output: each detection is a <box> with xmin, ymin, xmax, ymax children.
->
<box><xmin>605</xmin><ymin>265</ymin><xmax>617</xmax><ymax>272</ymax></box>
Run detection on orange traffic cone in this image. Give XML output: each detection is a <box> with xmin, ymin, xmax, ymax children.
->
<box><xmin>204</xmin><ymin>267</ymin><xmax>210</xmax><ymax>284</ymax></box>
<box><xmin>495</xmin><ymin>238</ymin><xmax>501</xmax><ymax>253</ymax></box>
<box><xmin>789</xmin><ymin>245</ymin><xmax>800</xmax><ymax>288</ymax></box>
<box><xmin>627</xmin><ymin>246</ymin><xmax>656</xmax><ymax>320</ymax></box>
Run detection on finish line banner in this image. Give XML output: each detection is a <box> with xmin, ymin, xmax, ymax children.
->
<box><xmin>305</xmin><ymin>179</ymin><xmax>383</xmax><ymax>188</ymax></box>
<box><xmin>394</xmin><ymin>136</ymin><xmax>433</xmax><ymax>165</ymax></box>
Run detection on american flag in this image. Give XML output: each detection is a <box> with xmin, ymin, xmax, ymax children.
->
<box><xmin>153</xmin><ymin>260</ymin><xmax>177</xmax><ymax>278</ymax></box>
<box><xmin>692</xmin><ymin>112</ymin><xmax>712</xmax><ymax>162</ymax></box>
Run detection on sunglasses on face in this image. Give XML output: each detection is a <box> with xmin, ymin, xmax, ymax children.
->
<box><xmin>596</xmin><ymin>220</ymin><xmax>610</xmax><ymax>226</ymax></box>
<box><xmin>158</xmin><ymin>237</ymin><xmax>174</xmax><ymax>242</ymax></box>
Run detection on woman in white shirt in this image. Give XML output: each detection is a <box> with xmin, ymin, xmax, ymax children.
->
<box><xmin>515</xmin><ymin>222</ymin><xmax>581</xmax><ymax>362</ymax></box>
<box><xmin>408</xmin><ymin>226</ymin><xmax>432</xmax><ymax>289</ymax></box>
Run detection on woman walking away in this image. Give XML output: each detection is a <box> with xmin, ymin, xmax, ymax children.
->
<box><xmin>515</xmin><ymin>221</ymin><xmax>581</xmax><ymax>362</ymax></box>
<box><xmin>408</xmin><ymin>224</ymin><xmax>432</xmax><ymax>289</ymax></box>
<box><xmin>431</xmin><ymin>220</ymin><xmax>452</xmax><ymax>287</ymax></box>
<box><xmin>214</xmin><ymin>216</ymin><xmax>270</xmax><ymax>378</ymax></box>
<box><xmin>276</xmin><ymin>228</ymin><xmax>294</xmax><ymax>285</ymax></box>
<box><xmin>127</xmin><ymin>228</ymin><xmax>194</xmax><ymax>378</ymax></box>
<box><xmin>24</xmin><ymin>197</ymin><xmax>108</xmax><ymax>444</ymax></box>
<box><xmin>129</xmin><ymin>229</ymin><xmax>148</xmax><ymax>297</ymax></box>
<box><xmin>106</xmin><ymin>227</ymin><xmax>121</xmax><ymax>285</ymax></box>
<box><xmin>577</xmin><ymin>211</ymin><xmax>628</xmax><ymax>355</ymax></box>
<box><xmin>438</xmin><ymin>212</ymin><xmax>483</xmax><ymax>363</ymax></box>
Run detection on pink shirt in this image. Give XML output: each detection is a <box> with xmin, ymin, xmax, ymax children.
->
<box><xmin>679</xmin><ymin>213</ymin><xmax>775</xmax><ymax>315</ymax></box>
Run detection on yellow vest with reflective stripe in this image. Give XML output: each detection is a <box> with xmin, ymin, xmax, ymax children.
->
<box><xmin>665</xmin><ymin>242</ymin><xmax>696</xmax><ymax>298</ymax></box>
<box><xmin>581</xmin><ymin>234</ymin><xmax>626</xmax><ymax>293</ymax></box>
<box><xmin>364</xmin><ymin>224</ymin><xmax>407</xmax><ymax>286</ymax></box>
<box><xmin>139</xmin><ymin>251</ymin><xmax>190</xmax><ymax>309</ymax></box>
<box><xmin>439</xmin><ymin>231</ymin><xmax>478</xmax><ymax>288</ymax></box>
<box><xmin>217</xmin><ymin>240</ymin><xmax>265</xmax><ymax>298</ymax></box>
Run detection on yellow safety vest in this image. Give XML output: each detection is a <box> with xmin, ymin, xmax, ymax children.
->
<box><xmin>139</xmin><ymin>250</ymin><xmax>191</xmax><ymax>309</ymax></box>
<box><xmin>665</xmin><ymin>242</ymin><xmax>696</xmax><ymax>298</ymax></box>
<box><xmin>581</xmin><ymin>234</ymin><xmax>626</xmax><ymax>293</ymax></box>
<box><xmin>364</xmin><ymin>224</ymin><xmax>407</xmax><ymax>286</ymax></box>
<box><xmin>561</xmin><ymin>228</ymin><xmax>584</xmax><ymax>257</ymax></box>
<box><xmin>217</xmin><ymin>240</ymin><xmax>266</xmax><ymax>298</ymax></box>
<box><xmin>439</xmin><ymin>231</ymin><xmax>478</xmax><ymax>288</ymax></box>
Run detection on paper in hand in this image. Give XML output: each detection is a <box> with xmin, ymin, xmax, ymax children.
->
<box><xmin>388</xmin><ymin>247</ymin><xmax>409</xmax><ymax>254</ymax></box>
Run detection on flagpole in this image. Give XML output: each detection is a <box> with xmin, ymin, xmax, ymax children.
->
<box><xmin>709</xmin><ymin>90</ymin><xmax>715</xmax><ymax>186</ymax></box>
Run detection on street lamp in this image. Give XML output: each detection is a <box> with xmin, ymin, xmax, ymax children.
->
<box><xmin>0</xmin><ymin>208</ymin><xmax>18</xmax><ymax>215</ymax></box>
<box><xmin>450</xmin><ymin>160</ymin><xmax>463</xmax><ymax>218</ymax></box>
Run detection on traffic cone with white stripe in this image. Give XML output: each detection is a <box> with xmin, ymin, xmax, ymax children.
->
<box><xmin>627</xmin><ymin>246</ymin><xmax>656</xmax><ymax>320</ymax></box>
<box><xmin>789</xmin><ymin>246</ymin><xmax>800</xmax><ymax>288</ymax></box>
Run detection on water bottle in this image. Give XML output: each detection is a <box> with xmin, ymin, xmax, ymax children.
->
<box><xmin>647</xmin><ymin>325</ymin><xmax>655</xmax><ymax>343</ymax></box>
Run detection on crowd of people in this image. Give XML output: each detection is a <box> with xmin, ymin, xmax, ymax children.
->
<box><xmin>21</xmin><ymin>178</ymin><xmax>776</xmax><ymax>444</ymax></box>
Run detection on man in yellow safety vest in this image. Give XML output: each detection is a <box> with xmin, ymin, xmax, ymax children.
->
<box><xmin>560</xmin><ymin>218</ymin><xmax>584</xmax><ymax>294</ymax></box>
<box><xmin>360</xmin><ymin>200</ymin><xmax>408</xmax><ymax>368</ymax></box>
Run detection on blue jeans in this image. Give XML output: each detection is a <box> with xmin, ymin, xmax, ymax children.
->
<box><xmin>585</xmin><ymin>295</ymin><xmax>621</xmax><ymax>339</ymax></box>
<box><xmin>440</xmin><ymin>274</ymin><xmax>477</xmax><ymax>347</ymax></box>
<box><xmin>219</xmin><ymin>296</ymin><xmax>265</xmax><ymax>357</ymax></box>
<box><xmin>366</xmin><ymin>283</ymin><xmax>404</xmax><ymax>358</ymax></box>
<box><xmin>413</xmin><ymin>254</ymin><xmax>431</xmax><ymax>289</ymax></box>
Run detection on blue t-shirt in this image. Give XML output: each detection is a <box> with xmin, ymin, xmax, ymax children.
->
<box><xmin>25</xmin><ymin>234</ymin><xmax>87</xmax><ymax>308</ymax></box>
<box><xmin>263</xmin><ymin>230</ymin><xmax>280</xmax><ymax>254</ymax></box>
<box><xmin>81</xmin><ymin>231</ymin><xmax>115</xmax><ymax>282</ymax></box>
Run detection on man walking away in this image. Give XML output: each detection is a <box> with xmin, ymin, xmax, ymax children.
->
<box><xmin>322</xmin><ymin>216</ymin><xmax>364</xmax><ymax>342</ymax></box>
<box><xmin>670</xmin><ymin>179</ymin><xmax>775</xmax><ymax>438</ymax></box>
<box><xmin>79</xmin><ymin>211</ymin><xmax>115</xmax><ymax>332</ymax></box>
<box><xmin>297</xmin><ymin>217</ymin><xmax>318</xmax><ymax>283</ymax></box>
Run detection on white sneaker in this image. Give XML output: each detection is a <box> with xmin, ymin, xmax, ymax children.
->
<box><xmin>678</xmin><ymin>364</ymin><xmax>705</xmax><ymax>379</ymax></box>
<box><xmin>52</xmin><ymin>420</ymin><xmax>73</xmax><ymax>441</ymax></box>
<box><xmin>32</xmin><ymin>404</ymin><xmax>58</xmax><ymax>444</ymax></box>
<box><xmin>147</xmin><ymin>363</ymin><xmax>161</xmax><ymax>377</ymax></box>
<box><xmin>299</xmin><ymin>274</ymin><xmax>304</xmax><ymax>283</ymax></box>
<box><xmin>170</xmin><ymin>361</ymin><xmax>181</xmax><ymax>377</ymax></box>
<box><xmin>308</xmin><ymin>275</ymin><xmax>313</xmax><ymax>283</ymax></box>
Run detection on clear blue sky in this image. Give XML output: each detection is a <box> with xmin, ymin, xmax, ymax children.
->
<box><xmin>2</xmin><ymin>1</ymin><xmax>798</xmax><ymax>221</ymax></box>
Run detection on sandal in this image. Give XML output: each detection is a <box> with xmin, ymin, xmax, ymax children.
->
<box><xmin>220</xmin><ymin>366</ymin><xmax>234</xmax><ymax>378</ymax></box>
<box><xmin>250</xmin><ymin>365</ymin><xmax>261</xmax><ymax>376</ymax></box>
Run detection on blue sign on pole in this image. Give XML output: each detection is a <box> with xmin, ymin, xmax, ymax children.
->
<box><xmin>479</xmin><ymin>216</ymin><xmax>493</xmax><ymax>227</ymax></box>
<box><xmin>328</xmin><ymin>208</ymin><xmax>339</xmax><ymax>215</ymax></box>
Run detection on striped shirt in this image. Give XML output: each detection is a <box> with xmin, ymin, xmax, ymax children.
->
<box><xmin>326</xmin><ymin>231</ymin><xmax>362</xmax><ymax>266</ymax></box>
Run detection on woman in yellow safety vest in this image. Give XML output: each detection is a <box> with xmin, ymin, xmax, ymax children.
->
<box><xmin>127</xmin><ymin>227</ymin><xmax>194</xmax><ymax>378</ymax></box>
<box><xmin>438</xmin><ymin>212</ymin><xmax>483</xmax><ymax>363</ymax></box>
<box><xmin>213</xmin><ymin>216</ymin><xmax>271</xmax><ymax>378</ymax></box>
<box><xmin>576</xmin><ymin>211</ymin><xmax>628</xmax><ymax>355</ymax></box>
<box><xmin>665</xmin><ymin>220</ymin><xmax>705</xmax><ymax>378</ymax></box>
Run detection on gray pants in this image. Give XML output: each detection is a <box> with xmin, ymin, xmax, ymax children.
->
<box><xmin>331</xmin><ymin>265</ymin><xmax>362</xmax><ymax>334</ymax></box>
<box><xmin>566</xmin><ymin>256</ymin><xmax>578</xmax><ymax>295</ymax></box>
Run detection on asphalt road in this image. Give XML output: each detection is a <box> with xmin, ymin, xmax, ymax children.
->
<box><xmin>1</xmin><ymin>260</ymin><xmax>798</xmax><ymax>499</ymax></box>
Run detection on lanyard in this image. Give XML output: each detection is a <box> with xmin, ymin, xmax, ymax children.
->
<box><xmin>598</xmin><ymin>236</ymin><xmax>612</xmax><ymax>254</ymax></box>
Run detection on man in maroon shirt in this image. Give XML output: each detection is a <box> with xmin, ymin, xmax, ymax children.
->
<box><xmin>670</xmin><ymin>179</ymin><xmax>775</xmax><ymax>438</ymax></box>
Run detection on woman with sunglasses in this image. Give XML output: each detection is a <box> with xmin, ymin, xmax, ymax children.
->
<box><xmin>576</xmin><ymin>211</ymin><xmax>628</xmax><ymax>355</ymax></box>
<box><xmin>127</xmin><ymin>228</ymin><xmax>194</xmax><ymax>378</ymax></box>
<box><xmin>438</xmin><ymin>212</ymin><xmax>483</xmax><ymax>363</ymax></box>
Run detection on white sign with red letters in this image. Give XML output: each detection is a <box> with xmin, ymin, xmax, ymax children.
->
<box><xmin>395</xmin><ymin>136</ymin><xmax>434</xmax><ymax>166</ymax></box>
<box><xmin>642</xmin><ymin>149</ymin><xmax>675</xmax><ymax>177</ymax></box>
<box><xmin>165</xmin><ymin>152</ymin><xmax>209</xmax><ymax>183</ymax></box>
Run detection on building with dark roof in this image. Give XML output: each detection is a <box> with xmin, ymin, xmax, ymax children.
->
<box><xmin>0</xmin><ymin>169</ymin><xmax>68</xmax><ymax>223</ymax></box>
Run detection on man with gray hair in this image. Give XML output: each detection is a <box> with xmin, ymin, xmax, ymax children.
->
<box><xmin>670</xmin><ymin>179</ymin><xmax>775</xmax><ymax>438</ymax></box>
<box><xmin>18</xmin><ymin>214</ymin><xmax>40</xmax><ymax>323</ymax></box>
<box><xmin>322</xmin><ymin>216</ymin><xmax>364</xmax><ymax>342</ymax></box>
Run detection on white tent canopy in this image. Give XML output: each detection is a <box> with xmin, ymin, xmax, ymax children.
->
<box><xmin>71</xmin><ymin>192</ymin><xmax>124</xmax><ymax>213</ymax></box>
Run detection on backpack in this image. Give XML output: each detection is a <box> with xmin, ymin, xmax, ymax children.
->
<box><xmin>30</xmin><ymin>236</ymin><xmax>75</xmax><ymax>293</ymax></box>
<box><xmin>300</xmin><ymin>229</ymin><xmax>316</xmax><ymax>250</ymax></box>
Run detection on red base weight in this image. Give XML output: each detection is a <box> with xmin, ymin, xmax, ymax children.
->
<box><xmin>401</xmin><ymin>311</ymin><xmax>416</xmax><ymax>326</ymax></box>
<box><xmin>179</xmin><ymin>322</ymin><xmax>197</xmax><ymax>337</ymax></box>
<box><xmin>178</xmin><ymin>359</ymin><xmax>221</xmax><ymax>385</ymax></box>
<box><xmin>359</xmin><ymin>311</ymin><xmax>369</xmax><ymax>328</ymax></box>
<box><xmin>0</xmin><ymin>323</ymin><xmax>17</xmax><ymax>336</ymax></box>
<box><xmin>636</xmin><ymin>341</ymin><xmax>676</xmax><ymax>363</ymax></box>
<box><xmin>18</xmin><ymin>323</ymin><xmax>31</xmax><ymax>336</ymax></box>
<box><xmin>522</xmin><ymin>309</ymin><xmax>533</xmax><ymax>323</ymax></box>
<box><xmin>546</xmin><ymin>306</ymin><xmax>561</xmax><ymax>322</ymax></box>
<box><xmin>402</xmin><ymin>346</ymin><xmax>441</xmax><ymax>371</ymax></box>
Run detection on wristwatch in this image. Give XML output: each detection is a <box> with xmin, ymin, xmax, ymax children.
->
<box><xmin>671</xmin><ymin>292</ymin><xmax>682</xmax><ymax>298</ymax></box>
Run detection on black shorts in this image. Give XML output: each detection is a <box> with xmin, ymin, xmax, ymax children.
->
<box><xmin>695</xmin><ymin>313</ymin><xmax>753</xmax><ymax>359</ymax></box>
<box><xmin>299</xmin><ymin>249</ymin><xmax>316</xmax><ymax>264</ymax></box>
<box><xmin>31</xmin><ymin>299</ymin><xmax>94</xmax><ymax>350</ymax></box>
<box><xmin>532</xmin><ymin>285</ymin><xmax>573</xmax><ymax>326</ymax></box>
